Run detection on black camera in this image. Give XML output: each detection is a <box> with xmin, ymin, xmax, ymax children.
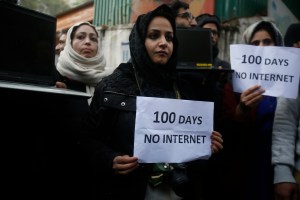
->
<box><xmin>169</xmin><ymin>163</ymin><xmax>190</xmax><ymax>197</ymax></box>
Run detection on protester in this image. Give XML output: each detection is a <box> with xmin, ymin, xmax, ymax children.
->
<box><xmin>55</xmin><ymin>30</ymin><xmax>67</xmax><ymax>65</ymax></box>
<box><xmin>170</xmin><ymin>2</ymin><xmax>231</xmax><ymax>89</ymax></box>
<box><xmin>83</xmin><ymin>4</ymin><xmax>223</xmax><ymax>200</ymax></box>
<box><xmin>237</xmin><ymin>20</ymin><xmax>283</xmax><ymax>116</ymax></box>
<box><xmin>170</xmin><ymin>3</ymin><xmax>230</xmax><ymax>99</ymax></box>
<box><xmin>55</xmin><ymin>30</ymin><xmax>67</xmax><ymax>56</ymax></box>
<box><xmin>56</xmin><ymin>21</ymin><xmax>111</xmax><ymax>100</ymax></box>
<box><xmin>235</xmin><ymin>20</ymin><xmax>283</xmax><ymax>200</ymax></box>
<box><xmin>54</xmin><ymin>22</ymin><xmax>111</xmax><ymax>200</ymax></box>
<box><xmin>272</xmin><ymin>86</ymin><xmax>300</xmax><ymax>200</ymax></box>
<box><xmin>272</xmin><ymin>22</ymin><xmax>300</xmax><ymax>200</ymax></box>
<box><xmin>195</xmin><ymin>12</ymin><xmax>233</xmax><ymax>200</ymax></box>
<box><xmin>284</xmin><ymin>22</ymin><xmax>300</xmax><ymax>47</ymax></box>
<box><xmin>170</xmin><ymin>1</ymin><xmax>197</xmax><ymax>28</ymax></box>
<box><xmin>196</xmin><ymin>13</ymin><xmax>230</xmax><ymax>69</ymax></box>
<box><xmin>195</xmin><ymin>12</ymin><xmax>232</xmax><ymax>117</ymax></box>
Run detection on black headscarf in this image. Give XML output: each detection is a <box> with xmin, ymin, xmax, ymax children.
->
<box><xmin>129</xmin><ymin>4</ymin><xmax>178</xmax><ymax>89</ymax></box>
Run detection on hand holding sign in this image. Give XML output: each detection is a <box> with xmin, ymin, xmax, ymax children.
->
<box><xmin>240</xmin><ymin>84</ymin><xmax>265</xmax><ymax>108</ymax></box>
<box><xmin>230</xmin><ymin>44</ymin><xmax>300</xmax><ymax>99</ymax></box>
<box><xmin>134</xmin><ymin>96</ymin><xmax>215</xmax><ymax>163</ymax></box>
<box><xmin>112</xmin><ymin>155</ymin><xmax>139</xmax><ymax>175</ymax></box>
<box><xmin>211</xmin><ymin>131</ymin><xmax>223</xmax><ymax>154</ymax></box>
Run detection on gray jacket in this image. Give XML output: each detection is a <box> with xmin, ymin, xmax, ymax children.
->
<box><xmin>272</xmin><ymin>90</ymin><xmax>300</xmax><ymax>184</ymax></box>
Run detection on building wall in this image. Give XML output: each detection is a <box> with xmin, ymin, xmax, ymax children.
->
<box><xmin>93</xmin><ymin>0</ymin><xmax>131</xmax><ymax>27</ymax></box>
<box><xmin>56</xmin><ymin>1</ymin><xmax>94</xmax><ymax>33</ymax></box>
<box><xmin>93</xmin><ymin>0</ymin><xmax>214</xmax><ymax>27</ymax></box>
<box><xmin>58</xmin><ymin>0</ymin><xmax>299</xmax><ymax>70</ymax></box>
<box><xmin>215</xmin><ymin>0</ymin><xmax>268</xmax><ymax>21</ymax></box>
<box><xmin>98</xmin><ymin>24</ymin><xmax>133</xmax><ymax>71</ymax></box>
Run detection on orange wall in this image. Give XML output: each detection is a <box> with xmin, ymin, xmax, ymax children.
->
<box><xmin>56</xmin><ymin>3</ymin><xmax>94</xmax><ymax>32</ymax></box>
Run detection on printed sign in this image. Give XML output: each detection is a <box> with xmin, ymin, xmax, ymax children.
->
<box><xmin>230</xmin><ymin>44</ymin><xmax>300</xmax><ymax>99</ymax></box>
<box><xmin>134</xmin><ymin>96</ymin><xmax>214</xmax><ymax>163</ymax></box>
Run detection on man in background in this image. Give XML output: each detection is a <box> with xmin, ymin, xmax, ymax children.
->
<box><xmin>170</xmin><ymin>1</ymin><xmax>197</xmax><ymax>28</ymax></box>
<box><xmin>55</xmin><ymin>30</ymin><xmax>67</xmax><ymax>65</ymax></box>
<box><xmin>55</xmin><ymin>30</ymin><xmax>67</xmax><ymax>56</ymax></box>
<box><xmin>170</xmin><ymin>3</ymin><xmax>232</xmax><ymax>200</ymax></box>
<box><xmin>284</xmin><ymin>22</ymin><xmax>300</xmax><ymax>47</ymax></box>
<box><xmin>196</xmin><ymin>13</ymin><xmax>230</xmax><ymax>69</ymax></box>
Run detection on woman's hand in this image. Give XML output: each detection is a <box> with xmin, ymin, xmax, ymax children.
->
<box><xmin>112</xmin><ymin>155</ymin><xmax>139</xmax><ymax>175</ymax></box>
<box><xmin>274</xmin><ymin>182</ymin><xmax>299</xmax><ymax>200</ymax></box>
<box><xmin>55</xmin><ymin>81</ymin><xmax>67</xmax><ymax>88</ymax></box>
<box><xmin>240</xmin><ymin>84</ymin><xmax>265</xmax><ymax>108</ymax></box>
<box><xmin>211</xmin><ymin>131</ymin><xmax>223</xmax><ymax>154</ymax></box>
<box><xmin>236</xmin><ymin>85</ymin><xmax>265</xmax><ymax>116</ymax></box>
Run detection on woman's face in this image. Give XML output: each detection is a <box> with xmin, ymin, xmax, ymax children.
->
<box><xmin>145</xmin><ymin>16</ymin><xmax>174</xmax><ymax>65</ymax></box>
<box><xmin>250</xmin><ymin>30</ymin><xmax>275</xmax><ymax>46</ymax></box>
<box><xmin>71</xmin><ymin>25</ymin><xmax>98</xmax><ymax>58</ymax></box>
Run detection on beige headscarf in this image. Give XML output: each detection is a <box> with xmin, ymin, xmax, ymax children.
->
<box><xmin>242</xmin><ymin>20</ymin><xmax>283</xmax><ymax>46</ymax></box>
<box><xmin>56</xmin><ymin>22</ymin><xmax>111</xmax><ymax>96</ymax></box>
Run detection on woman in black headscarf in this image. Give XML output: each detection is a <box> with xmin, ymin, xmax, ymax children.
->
<box><xmin>84</xmin><ymin>4</ymin><xmax>223</xmax><ymax>200</ymax></box>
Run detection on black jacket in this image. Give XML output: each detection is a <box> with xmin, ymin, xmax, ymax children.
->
<box><xmin>84</xmin><ymin>63</ymin><xmax>212</xmax><ymax>200</ymax></box>
<box><xmin>85</xmin><ymin>63</ymin><xmax>153</xmax><ymax>199</ymax></box>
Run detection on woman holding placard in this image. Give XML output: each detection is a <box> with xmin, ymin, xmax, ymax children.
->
<box><xmin>82</xmin><ymin>4</ymin><xmax>223</xmax><ymax>200</ymax></box>
<box><xmin>236</xmin><ymin>20</ymin><xmax>283</xmax><ymax>200</ymax></box>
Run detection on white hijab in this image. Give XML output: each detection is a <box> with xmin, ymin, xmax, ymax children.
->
<box><xmin>56</xmin><ymin>22</ymin><xmax>111</xmax><ymax>97</ymax></box>
<box><xmin>242</xmin><ymin>20</ymin><xmax>283</xmax><ymax>46</ymax></box>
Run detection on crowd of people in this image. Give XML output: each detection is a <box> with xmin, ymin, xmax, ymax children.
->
<box><xmin>50</xmin><ymin>2</ymin><xmax>299</xmax><ymax>200</ymax></box>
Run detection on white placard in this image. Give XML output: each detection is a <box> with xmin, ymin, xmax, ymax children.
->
<box><xmin>134</xmin><ymin>96</ymin><xmax>214</xmax><ymax>163</ymax></box>
<box><xmin>230</xmin><ymin>44</ymin><xmax>300</xmax><ymax>99</ymax></box>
